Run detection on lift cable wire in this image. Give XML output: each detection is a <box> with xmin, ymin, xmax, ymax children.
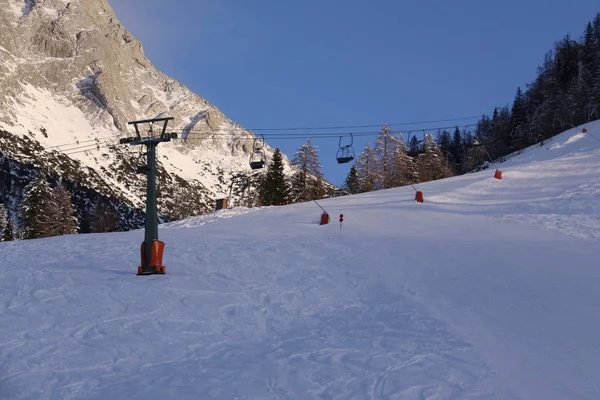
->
<box><xmin>37</xmin><ymin>115</ymin><xmax>485</xmax><ymax>152</ymax></box>
<box><xmin>178</xmin><ymin>123</ymin><xmax>481</xmax><ymax>140</ymax></box>
<box><xmin>170</xmin><ymin>115</ymin><xmax>483</xmax><ymax>132</ymax></box>
<box><xmin>38</xmin><ymin>122</ymin><xmax>484</xmax><ymax>157</ymax></box>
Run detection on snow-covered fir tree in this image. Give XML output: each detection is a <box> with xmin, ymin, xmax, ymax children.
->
<box><xmin>20</xmin><ymin>175</ymin><xmax>55</xmax><ymax>240</ymax></box>
<box><xmin>228</xmin><ymin>170</ymin><xmax>264</xmax><ymax>208</ymax></box>
<box><xmin>354</xmin><ymin>143</ymin><xmax>378</xmax><ymax>193</ymax></box>
<box><xmin>390</xmin><ymin>136</ymin><xmax>418</xmax><ymax>187</ymax></box>
<box><xmin>290</xmin><ymin>138</ymin><xmax>325</xmax><ymax>202</ymax></box>
<box><xmin>2</xmin><ymin>220</ymin><xmax>14</xmax><ymax>241</ymax></box>
<box><xmin>0</xmin><ymin>202</ymin><xmax>5</xmax><ymax>231</ymax></box>
<box><xmin>373</xmin><ymin>124</ymin><xmax>396</xmax><ymax>189</ymax></box>
<box><xmin>52</xmin><ymin>183</ymin><xmax>79</xmax><ymax>236</ymax></box>
<box><xmin>417</xmin><ymin>132</ymin><xmax>453</xmax><ymax>182</ymax></box>
<box><xmin>19</xmin><ymin>176</ymin><xmax>78</xmax><ymax>239</ymax></box>
<box><xmin>1</xmin><ymin>206</ymin><xmax>14</xmax><ymax>241</ymax></box>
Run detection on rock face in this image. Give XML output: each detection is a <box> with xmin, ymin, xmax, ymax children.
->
<box><xmin>0</xmin><ymin>0</ymin><xmax>296</xmax><ymax>232</ymax></box>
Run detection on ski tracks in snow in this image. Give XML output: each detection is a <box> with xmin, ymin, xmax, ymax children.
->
<box><xmin>5</xmin><ymin>199</ymin><xmax>597</xmax><ymax>399</ymax></box>
<box><xmin>0</xmin><ymin>221</ymin><xmax>504</xmax><ymax>399</ymax></box>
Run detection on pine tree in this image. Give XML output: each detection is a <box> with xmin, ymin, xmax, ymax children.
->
<box><xmin>344</xmin><ymin>166</ymin><xmax>360</xmax><ymax>194</ymax></box>
<box><xmin>591</xmin><ymin>62</ymin><xmax>600</xmax><ymax>120</ymax></box>
<box><xmin>489</xmin><ymin>106</ymin><xmax>513</xmax><ymax>158</ymax></box>
<box><xmin>354</xmin><ymin>143</ymin><xmax>378</xmax><ymax>192</ymax></box>
<box><xmin>390</xmin><ymin>136</ymin><xmax>418</xmax><ymax>186</ymax></box>
<box><xmin>90</xmin><ymin>200</ymin><xmax>118</xmax><ymax>233</ymax></box>
<box><xmin>20</xmin><ymin>175</ymin><xmax>56</xmax><ymax>239</ymax></box>
<box><xmin>417</xmin><ymin>132</ymin><xmax>452</xmax><ymax>181</ymax></box>
<box><xmin>437</xmin><ymin>130</ymin><xmax>452</xmax><ymax>155</ymax></box>
<box><xmin>289</xmin><ymin>138</ymin><xmax>324</xmax><ymax>202</ymax></box>
<box><xmin>2</xmin><ymin>210</ymin><xmax>14</xmax><ymax>241</ymax></box>
<box><xmin>258</xmin><ymin>148</ymin><xmax>290</xmax><ymax>206</ymax></box>
<box><xmin>464</xmin><ymin>13</ymin><xmax>600</xmax><ymax>173</ymax></box>
<box><xmin>586</xmin><ymin>17</ymin><xmax>600</xmax><ymax>121</ymax></box>
<box><xmin>0</xmin><ymin>203</ymin><xmax>5</xmax><ymax>232</ymax></box>
<box><xmin>449</xmin><ymin>127</ymin><xmax>465</xmax><ymax>173</ymax></box>
<box><xmin>582</xmin><ymin>22</ymin><xmax>597</xmax><ymax>71</ymax></box>
<box><xmin>228</xmin><ymin>171</ymin><xmax>263</xmax><ymax>208</ymax></box>
<box><xmin>19</xmin><ymin>177</ymin><xmax>79</xmax><ymax>239</ymax></box>
<box><xmin>511</xmin><ymin>87</ymin><xmax>529</xmax><ymax>149</ymax></box>
<box><xmin>52</xmin><ymin>184</ymin><xmax>79</xmax><ymax>236</ymax></box>
<box><xmin>409</xmin><ymin>135</ymin><xmax>420</xmax><ymax>155</ymax></box>
<box><xmin>373</xmin><ymin>124</ymin><xmax>395</xmax><ymax>189</ymax></box>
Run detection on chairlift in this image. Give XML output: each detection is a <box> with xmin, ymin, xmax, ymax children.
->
<box><xmin>134</xmin><ymin>150</ymin><xmax>149</xmax><ymax>174</ymax></box>
<box><xmin>336</xmin><ymin>133</ymin><xmax>355</xmax><ymax>164</ymax></box>
<box><xmin>249</xmin><ymin>135</ymin><xmax>266</xmax><ymax>170</ymax></box>
<box><xmin>470</xmin><ymin>139</ymin><xmax>483</xmax><ymax>148</ymax></box>
<box><xmin>464</xmin><ymin>126</ymin><xmax>483</xmax><ymax>149</ymax></box>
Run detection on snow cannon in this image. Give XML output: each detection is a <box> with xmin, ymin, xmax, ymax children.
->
<box><xmin>494</xmin><ymin>169</ymin><xmax>503</xmax><ymax>180</ymax></box>
<box><xmin>415</xmin><ymin>191</ymin><xmax>424</xmax><ymax>203</ymax></box>
<box><xmin>139</xmin><ymin>240</ymin><xmax>166</xmax><ymax>275</ymax></box>
<box><xmin>320</xmin><ymin>212</ymin><xmax>330</xmax><ymax>225</ymax></box>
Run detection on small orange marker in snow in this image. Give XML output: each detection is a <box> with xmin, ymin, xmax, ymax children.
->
<box><xmin>320</xmin><ymin>212</ymin><xmax>329</xmax><ymax>225</ymax></box>
<box><xmin>494</xmin><ymin>169</ymin><xmax>503</xmax><ymax>180</ymax></box>
<box><xmin>415</xmin><ymin>191</ymin><xmax>424</xmax><ymax>203</ymax></box>
<box><xmin>583</xmin><ymin>128</ymin><xmax>588</xmax><ymax>134</ymax></box>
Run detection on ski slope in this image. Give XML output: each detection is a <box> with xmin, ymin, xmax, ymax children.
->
<box><xmin>2</xmin><ymin>122</ymin><xmax>600</xmax><ymax>399</ymax></box>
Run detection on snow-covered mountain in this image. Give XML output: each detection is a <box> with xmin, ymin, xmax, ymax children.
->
<box><xmin>0</xmin><ymin>0</ymin><xmax>297</xmax><ymax>229</ymax></box>
<box><xmin>1</xmin><ymin>121</ymin><xmax>600</xmax><ymax>399</ymax></box>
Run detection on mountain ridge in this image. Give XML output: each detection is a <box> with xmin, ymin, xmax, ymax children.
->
<box><xmin>0</xmin><ymin>0</ymin><xmax>306</xmax><ymax>232</ymax></box>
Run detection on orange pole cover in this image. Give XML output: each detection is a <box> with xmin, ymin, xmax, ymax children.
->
<box><xmin>415</xmin><ymin>191</ymin><xmax>424</xmax><ymax>203</ymax></box>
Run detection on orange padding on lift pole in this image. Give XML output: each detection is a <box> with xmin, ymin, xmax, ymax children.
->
<box><xmin>415</xmin><ymin>191</ymin><xmax>424</xmax><ymax>203</ymax></box>
<box><xmin>494</xmin><ymin>169</ymin><xmax>502</xmax><ymax>180</ymax></box>
<box><xmin>139</xmin><ymin>240</ymin><xmax>166</xmax><ymax>274</ymax></box>
<box><xmin>320</xmin><ymin>212</ymin><xmax>330</xmax><ymax>225</ymax></box>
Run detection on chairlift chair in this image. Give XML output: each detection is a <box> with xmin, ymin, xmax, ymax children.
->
<box><xmin>336</xmin><ymin>133</ymin><xmax>355</xmax><ymax>164</ymax></box>
<box><xmin>134</xmin><ymin>149</ymin><xmax>149</xmax><ymax>174</ymax></box>
<box><xmin>464</xmin><ymin>126</ymin><xmax>484</xmax><ymax>149</ymax></box>
<box><xmin>249</xmin><ymin>153</ymin><xmax>265</xmax><ymax>170</ymax></box>
<box><xmin>249</xmin><ymin>135</ymin><xmax>266</xmax><ymax>170</ymax></box>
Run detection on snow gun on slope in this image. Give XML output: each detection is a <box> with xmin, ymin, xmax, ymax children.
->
<box><xmin>313</xmin><ymin>199</ymin><xmax>330</xmax><ymax>225</ymax></box>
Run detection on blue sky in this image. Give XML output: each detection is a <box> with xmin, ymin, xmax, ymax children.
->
<box><xmin>108</xmin><ymin>0</ymin><xmax>599</xmax><ymax>186</ymax></box>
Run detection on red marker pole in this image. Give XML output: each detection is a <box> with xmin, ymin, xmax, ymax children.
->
<box><xmin>339</xmin><ymin>214</ymin><xmax>344</xmax><ymax>230</ymax></box>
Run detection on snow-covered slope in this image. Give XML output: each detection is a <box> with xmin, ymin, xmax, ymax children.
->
<box><xmin>1</xmin><ymin>122</ymin><xmax>600</xmax><ymax>399</ymax></box>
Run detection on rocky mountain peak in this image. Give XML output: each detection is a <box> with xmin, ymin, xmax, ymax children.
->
<box><xmin>0</xmin><ymin>0</ymin><xmax>310</xmax><ymax>233</ymax></box>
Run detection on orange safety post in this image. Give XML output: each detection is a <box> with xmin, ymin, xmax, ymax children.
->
<box><xmin>415</xmin><ymin>191</ymin><xmax>424</xmax><ymax>203</ymax></box>
<box><xmin>139</xmin><ymin>240</ymin><xmax>166</xmax><ymax>275</ymax></box>
<box><xmin>320</xmin><ymin>212</ymin><xmax>330</xmax><ymax>225</ymax></box>
<box><xmin>494</xmin><ymin>169</ymin><xmax>502</xmax><ymax>180</ymax></box>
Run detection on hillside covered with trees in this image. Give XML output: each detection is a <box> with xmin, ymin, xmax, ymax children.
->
<box><xmin>346</xmin><ymin>13</ymin><xmax>600</xmax><ymax>194</ymax></box>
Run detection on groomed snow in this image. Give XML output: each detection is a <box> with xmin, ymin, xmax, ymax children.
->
<box><xmin>1</xmin><ymin>122</ymin><xmax>600</xmax><ymax>399</ymax></box>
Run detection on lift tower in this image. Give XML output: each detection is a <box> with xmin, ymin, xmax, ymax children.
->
<box><xmin>120</xmin><ymin>117</ymin><xmax>177</xmax><ymax>275</ymax></box>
